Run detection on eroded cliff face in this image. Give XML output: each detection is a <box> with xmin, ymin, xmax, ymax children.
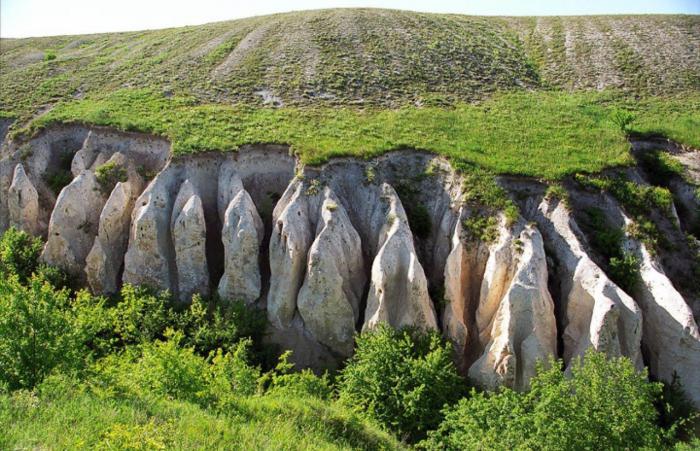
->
<box><xmin>1</xmin><ymin>125</ymin><xmax>699</xmax><ymax>406</ymax></box>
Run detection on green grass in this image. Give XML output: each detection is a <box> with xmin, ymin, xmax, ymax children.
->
<box><xmin>19</xmin><ymin>88</ymin><xmax>699</xmax><ymax>179</ymax></box>
<box><xmin>16</xmin><ymin>89</ymin><xmax>625</xmax><ymax>178</ymax></box>
<box><xmin>0</xmin><ymin>384</ymin><xmax>401</xmax><ymax>450</ymax></box>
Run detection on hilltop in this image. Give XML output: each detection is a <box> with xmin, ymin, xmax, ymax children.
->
<box><xmin>0</xmin><ymin>10</ymin><xmax>699</xmax><ymax>178</ymax></box>
<box><xmin>1</xmin><ymin>10</ymin><xmax>699</xmax><ymax>113</ymax></box>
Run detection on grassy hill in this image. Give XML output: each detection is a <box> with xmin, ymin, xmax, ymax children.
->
<box><xmin>1</xmin><ymin>9</ymin><xmax>699</xmax><ymax>178</ymax></box>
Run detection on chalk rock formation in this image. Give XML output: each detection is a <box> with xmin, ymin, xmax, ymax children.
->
<box><xmin>172</xmin><ymin>192</ymin><xmax>209</xmax><ymax>303</ymax></box>
<box><xmin>123</xmin><ymin>172</ymin><xmax>176</xmax><ymax>292</ymax></box>
<box><xmin>85</xmin><ymin>180</ymin><xmax>140</xmax><ymax>294</ymax></box>
<box><xmin>468</xmin><ymin>223</ymin><xmax>557</xmax><ymax>390</ymax></box>
<box><xmin>533</xmin><ymin>198</ymin><xmax>644</xmax><ymax>369</ymax></box>
<box><xmin>267</xmin><ymin>181</ymin><xmax>316</xmax><ymax>328</ymax></box>
<box><xmin>8</xmin><ymin>164</ymin><xmax>39</xmax><ymax>235</ymax></box>
<box><xmin>622</xmin><ymin>215</ymin><xmax>700</xmax><ymax>408</ymax></box>
<box><xmin>363</xmin><ymin>183</ymin><xmax>438</xmax><ymax>331</ymax></box>
<box><xmin>297</xmin><ymin>189</ymin><xmax>365</xmax><ymax>356</ymax></box>
<box><xmin>442</xmin><ymin>209</ymin><xmax>490</xmax><ymax>371</ymax></box>
<box><xmin>41</xmin><ymin>171</ymin><xmax>106</xmax><ymax>278</ymax></box>
<box><xmin>218</xmin><ymin>189</ymin><xmax>265</xmax><ymax>304</ymax></box>
<box><xmin>217</xmin><ymin>161</ymin><xmax>245</xmax><ymax>222</ymax></box>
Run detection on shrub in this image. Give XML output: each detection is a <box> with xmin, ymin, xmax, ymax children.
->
<box><xmin>421</xmin><ymin>350</ymin><xmax>668</xmax><ymax>450</ymax></box>
<box><xmin>135</xmin><ymin>329</ymin><xmax>210</xmax><ymax>405</ymax></box>
<box><xmin>544</xmin><ymin>183</ymin><xmax>569</xmax><ymax>206</ymax></box>
<box><xmin>111</xmin><ymin>284</ymin><xmax>172</xmax><ymax>346</ymax></box>
<box><xmin>94</xmin><ymin>161</ymin><xmax>128</xmax><ymax>194</ymax></box>
<box><xmin>208</xmin><ymin>338</ymin><xmax>261</xmax><ymax>402</ymax></box>
<box><xmin>463</xmin><ymin>215</ymin><xmax>499</xmax><ymax>243</ymax></box>
<box><xmin>0</xmin><ymin>227</ymin><xmax>43</xmax><ymax>282</ymax></box>
<box><xmin>584</xmin><ymin>208</ymin><xmax>640</xmax><ymax>292</ymax></box>
<box><xmin>44</xmin><ymin>170</ymin><xmax>73</xmax><ymax>195</ymax></box>
<box><xmin>261</xmin><ymin>351</ymin><xmax>332</xmax><ymax>400</ymax></box>
<box><xmin>175</xmin><ymin>294</ymin><xmax>268</xmax><ymax>359</ymax></box>
<box><xmin>609</xmin><ymin>251</ymin><xmax>641</xmax><ymax>293</ymax></box>
<box><xmin>0</xmin><ymin>276</ymin><xmax>90</xmax><ymax>390</ymax></box>
<box><xmin>338</xmin><ymin>325</ymin><xmax>464</xmax><ymax>442</ymax></box>
<box><xmin>610</xmin><ymin>108</ymin><xmax>636</xmax><ymax>133</ymax></box>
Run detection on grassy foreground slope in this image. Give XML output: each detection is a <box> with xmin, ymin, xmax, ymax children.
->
<box><xmin>2</xmin><ymin>386</ymin><xmax>401</xmax><ymax>450</ymax></box>
<box><xmin>1</xmin><ymin>9</ymin><xmax>699</xmax><ymax>178</ymax></box>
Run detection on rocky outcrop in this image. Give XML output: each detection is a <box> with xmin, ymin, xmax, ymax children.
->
<box><xmin>267</xmin><ymin>179</ymin><xmax>319</xmax><ymax>329</ymax></box>
<box><xmin>442</xmin><ymin>209</ymin><xmax>490</xmax><ymax>371</ymax></box>
<box><xmin>532</xmin><ymin>197</ymin><xmax>644</xmax><ymax>370</ymax></box>
<box><xmin>297</xmin><ymin>189</ymin><xmax>365</xmax><ymax>357</ymax></box>
<box><xmin>3</xmin><ymin>124</ymin><xmax>700</xmax><ymax>406</ymax></box>
<box><xmin>363</xmin><ymin>183</ymin><xmax>438</xmax><ymax>331</ymax></box>
<box><xmin>172</xmin><ymin>190</ymin><xmax>210</xmax><ymax>304</ymax></box>
<box><xmin>85</xmin><ymin>180</ymin><xmax>139</xmax><ymax>294</ymax></box>
<box><xmin>218</xmin><ymin>189</ymin><xmax>264</xmax><ymax>304</ymax></box>
<box><xmin>620</xmin><ymin>213</ymin><xmax>700</xmax><ymax>407</ymax></box>
<box><xmin>41</xmin><ymin>171</ymin><xmax>107</xmax><ymax>279</ymax></box>
<box><xmin>468</xmin><ymin>223</ymin><xmax>557</xmax><ymax>391</ymax></box>
<box><xmin>123</xmin><ymin>172</ymin><xmax>177</xmax><ymax>292</ymax></box>
<box><xmin>8</xmin><ymin>164</ymin><xmax>40</xmax><ymax>235</ymax></box>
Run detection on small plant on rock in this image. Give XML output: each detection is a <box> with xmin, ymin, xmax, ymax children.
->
<box><xmin>95</xmin><ymin>161</ymin><xmax>127</xmax><ymax>194</ymax></box>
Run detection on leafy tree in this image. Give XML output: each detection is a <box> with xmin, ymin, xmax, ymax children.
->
<box><xmin>0</xmin><ymin>275</ymin><xmax>89</xmax><ymax>390</ymax></box>
<box><xmin>421</xmin><ymin>350</ymin><xmax>668</xmax><ymax>450</ymax></box>
<box><xmin>338</xmin><ymin>324</ymin><xmax>464</xmax><ymax>442</ymax></box>
<box><xmin>0</xmin><ymin>227</ymin><xmax>43</xmax><ymax>282</ymax></box>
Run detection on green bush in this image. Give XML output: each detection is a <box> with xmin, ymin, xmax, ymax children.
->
<box><xmin>584</xmin><ymin>208</ymin><xmax>640</xmax><ymax>292</ymax></box>
<box><xmin>94</xmin><ymin>161</ymin><xmax>127</xmax><ymax>194</ymax></box>
<box><xmin>110</xmin><ymin>284</ymin><xmax>173</xmax><ymax>346</ymax></box>
<box><xmin>261</xmin><ymin>351</ymin><xmax>332</xmax><ymax>400</ymax></box>
<box><xmin>463</xmin><ymin>215</ymin><xmax>499</xmax><ymax>243</ymax></box>
<box><xmin>0</xmin><ymin>227</ymin><xmax>43</xmax><ymax>282</ymax></box>
<box><xmin>421</xmin><ymin>350</ymin><xmax>668</xmax><ymax>450</ymax></box>
<box><xmin>175</xmin><ymin>294</ymin><xmax>268</xmax><ymax>359</ymax></box>
<box><xmin>135</xmin><ymin>329</ymin><xmax>211</xmax><ymax>405</ymax></box>
<box><xmin>0</xmin><ymin>276</ymin><xmax>90</xmax><ymax>390</ymax></box>
<box><xmin>43</xmin><ymin>170</ymin><xmax>73</xmax><ymax>195</ymax></box>
<box><xmin>207</xmin><ymin>338</ymin><xmax>261</xmax><ymax>403</ymax></box>
<box><xmin>610</xmin><ymin>108</ymin><xmax>636</xmax><ymax>133</ymax></box>
<box><xmin>338</xmin><ymin>325</ymin><xmax>464</xmax><ymax>442</ymax></box>
<box><xmin>609</xmin><ymin>251</ymin><xmax>641</xmax><ymax>294</ymax></box>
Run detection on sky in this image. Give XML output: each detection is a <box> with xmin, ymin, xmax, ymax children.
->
<box><xmin>1</xmin><ymin>0</ymin><xmax>699</xmax><ymax>38</ymax></box>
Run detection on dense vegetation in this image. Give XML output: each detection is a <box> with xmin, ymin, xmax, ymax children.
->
<box><xmin>0</xmin><ymin>227</ymin><xmax>697</xmax><ymax>449</ymax></box>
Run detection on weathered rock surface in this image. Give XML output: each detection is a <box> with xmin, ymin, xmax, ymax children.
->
<box><xmin>123</xmin><ymin>171</ymin><xmax>177</xmax><ymax>292</ymax></box>
<box><xmin>85</xmin><ymin>179</ymin><xmax>140</xmax><ymax>294</ymax></box>
<box><xmin>297</xmin><ymin>189</ymin><xmax>365</xmax><ymax>356</ymax></box>
<box><xmin>8</xmin><ymin>164</ymin><xmax>40</xmax><ymax>235</ymax></box>
<box><xmin>621</xmin><ymin>213</ymin><xmax>700</xmax><ymax>408</ymax></box>
<box><xmin>267</xmin><ymin>180</ymin><xmax>315</xmax><ymax>328</ymax></box>
<box><xmin>442</xmin><ymin>209</ymin><xmax>490</xmax><ymax>371</ymax></box>
<box><xmin>532</xmin><ymin>197</ymin><xmax>644</xmax><ymax>369</ymax></box>
<box><xmin>41</xmin><ymin>171</ymin><xmax>107</xmax><ymax>279</ymax></box>
<box><xmin>217</xmin><ymin>161</ymin><xmax>245</xmax><ymax>222</ymax></box>
<box><xmin>218</xmin><ymin>189</ymin><xmax>264</xmax><ymax>304</ymax></box>
<box><xmin>468</xmin><ymin>223</ymin><xmax>557</xmax><ymax>391</ymax></box>
<box><xmin>363</xmin><ymin>183</ymin><xmax>438</xmax><ymax>331</ymax></box>
<box><xmin>172</xmin><ymin>192</ymin><xmax>210</xmax><ymax>303</ymax></box>
<box><xmin>3</xmin><ymin>124</ymin><xmax>700</xmax><ymax>405</ymax></box>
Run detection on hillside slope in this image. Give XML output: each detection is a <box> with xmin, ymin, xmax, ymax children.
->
<box><xmin>1</xmin><ymin>9</ymin><xmax>699</xmax><ymax>118</ymax></box>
